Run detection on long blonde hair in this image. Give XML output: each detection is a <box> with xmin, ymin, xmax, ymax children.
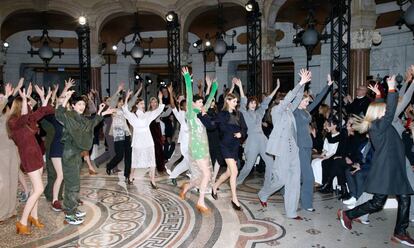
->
<box><xmin>6</xmin><ymin>96</ymin><xmax>23</xmax><ymax>137</ymax></box>
<box><xmin>352</xmin><ymin>102</ymin><xmax>386</xmax><ymax>133</ymax></box>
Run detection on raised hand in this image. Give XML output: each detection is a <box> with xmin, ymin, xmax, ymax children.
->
<box><xmin>367</xmin><ymin>83</ymin><xmax>381</xmax><ymax>96</ymax></box>
<box><xmin>5</xmin><ymin>83</ymin><xmax>14</xmax><ymax>98</ymax></box>
<box><xmin>298</xmin><ymin>69</ymin><xmax>312</xmax><ymax>85</ymax></box>
<box><xmin>102</xmin><ymin>107</ymin><xmax>117</xmax><ymax>116</ymax></box>
<box><xmin>18</xmin><ymin>88</ymin><xmax>27</xmax><ymax>99</ymax></box>
<box><xmin>387</xmin><ymin>75</ymin><xmax>396</xmax><ymax>89</ymax></box>
<box><xmin>64</xmin><ymin>78</ymin><xmax>75</xmax><ymax>89</ymax></box>
<box><xmin>276</xmin><ymin>78</ymin><xmax>280</xmax><ymax>89</ymax></box>
<box><xmin>65</xmin><ymin>90</ymin><xmax>75</xmax><ymax>99</ymax></box>
<box><xmin>327</xmin><ymin>74</ymin><xmax>334</xmax><ymax>86</ymax></box>
<box><xmin>34</xmin><ymin>85</ymin><xmax>45</xmax><ymax>99</ymax></box>
<box><xmin>232</xmin><ymin>77</ymin><xmax>242</xmax><ymax>88</ymax></box>
<box><xmin>181</xmin><ymin>67</ymin><xmax>189</xmax><ymax>75</ymax></box>
<box><xmin>117</xmin><ymin>82</ymin><xmax>125</xmax><ymax>93</ymax></box>
<box><xmin>125</xmin><ymin>89</ymin><xmax>132</xmax><ymax>103</ymax></box>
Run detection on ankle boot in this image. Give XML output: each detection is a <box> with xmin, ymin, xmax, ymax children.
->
<box><xmin>338</xmin><ymin>185</ymin><xmax>351</xmax><ymax>201</ymax></box>
<box><xmin>318</xmin><ymin>183</ymin><xmax>333</xmax><ymax>194</ymax></box>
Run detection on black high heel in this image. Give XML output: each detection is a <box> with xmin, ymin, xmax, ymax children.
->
<box><xmin>150</xmin><ymin>182</ymin><xmax>158</xmax><ymax>189</ymax></box>
<box><xmin>211</xmin><ymin>189</ymin><xmax>218</xmax><ymax>200</ymax></box>
<box><xmin>106</xmin><ymin>168</ymin><xmax>111</xmax><ymax>175</ymax></box>
<box><xmin>231</xmin><ymin>201</ymin><xmax>242</xmax><ymax>211</ymax></box>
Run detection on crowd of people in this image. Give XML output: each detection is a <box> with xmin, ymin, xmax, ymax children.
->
<box><xmin>1</xmin><ymin>65</ymin><xmax>414</xmax><ymax>246</ymax></box>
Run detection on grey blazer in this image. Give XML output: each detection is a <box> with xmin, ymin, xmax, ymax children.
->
<box><xmin>266</xmin><ymin>83</ymin><xmax>305</xmax><ymax>156</ymax></box>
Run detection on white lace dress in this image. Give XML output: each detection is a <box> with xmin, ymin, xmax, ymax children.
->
<box><xmin>122</xmin><ymin>104</ymin><xmax>165</xmax><ymax>168</ymax></box>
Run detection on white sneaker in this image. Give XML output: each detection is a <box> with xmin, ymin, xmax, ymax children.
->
<box><xmin>343</xmin><ymin>196</ymin><xmax>356</xmax><ymax>205</ymax></box>
<box><xmin>346</xmin><ymin>204</ymin><xmax>356</xmax><ymax>209</ymax></box>
<box><xmin>75</xmin><ymin>210</ymin><xmax>86</xmax><ymax>218</ymax></box>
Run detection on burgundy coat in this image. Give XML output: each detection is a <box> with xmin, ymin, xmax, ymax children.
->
<box><xmin>8</xmin><ymin>105</ymin><xmax>54</xmax><ymax>173</ymax></box>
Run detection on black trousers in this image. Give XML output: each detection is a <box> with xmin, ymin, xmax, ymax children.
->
<box><xmin>346</xmin><ymin>194</ymin><xmax>410</xmax><ymax>235</ymax></box>
<box><xmin>107</xmin><ymin>136</ymin><xmax>132</xmax><ymax>178</ymax></box>
<box><xmin>321</xmin><ymin>157</ymin><xmax>347</xmax><ymax>186</ymax></box>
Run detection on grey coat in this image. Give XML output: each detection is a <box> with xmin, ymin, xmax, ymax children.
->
<box><xmin>294</xmin><ymin>85</ymin><xmax>330</xmax><ymax>149</ymax></box>
<box><xmin>266</xmin><ymin>83</ymin><xmax>305</xmax><ymax>156</ymax></box>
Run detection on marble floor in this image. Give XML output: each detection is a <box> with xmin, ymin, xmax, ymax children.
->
<box><xmin>1</xmin><ymin>166</ymin><xmax>412</xmax><ymax>248</ymax></box>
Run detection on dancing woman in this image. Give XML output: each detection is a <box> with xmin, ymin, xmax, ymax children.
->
<box><xmin>294</xmin><ymin>75</ymin><xmax>333</xmax><ymax>212</ymax></box>
<box><xmin>179</xmin><ymin>67</ymin><xmax>218</xmax><ymax>213</ymax></box>
<box><xmin>338</xmin><ymin>75</ymin><xmax>414</xmax><ymax>246</ymax></box>
<box><xmin>56</xmin><ymin>90</ymin><xmax>113</xmax><ymax>225</ymax></box>
<box><xmin>258</xmin><ymin>69</ymin><xmax>311</xmax><ymax>219</ymax></box>
<box><xmin>234</xmin><ymin>77</ymin><xmax>279</xmax><ymax>185</ymax></box>
<box><xmin>8</xmin><ymin>86</ymin><xmax>54</xmax><ymax>234</ymax></box>
<box><xmin>210</xmin><ymin>93</ymin><xmax>248</xmax><ymax>211</ymax></box>
<box><xmin>122</xmin><ymin>90</ymin><xmax>165</xmax><ymax>189</ymax></box>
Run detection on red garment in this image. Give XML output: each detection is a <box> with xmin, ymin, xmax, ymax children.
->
<box><xmin>8</xmin><ymin>105</ymin><xmax>54</xmax><ymax>173</ymax></box>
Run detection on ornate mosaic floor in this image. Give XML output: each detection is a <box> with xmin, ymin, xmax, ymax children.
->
<box><xmin>1</xmin><ymin>168</ymin><xmax>412</xmax><ymax>248</ymax></box>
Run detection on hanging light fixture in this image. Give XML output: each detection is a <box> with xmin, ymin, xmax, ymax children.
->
<box><xmin>121</xmin><ymin>12</ymin><xmax>153</xmax><ymax>65</ymax></box>
<box><xmin>292</xmin><ymin>4</ymin><xmax>329</xmax><ymax>68</ymax></box>
<box><xmin>27</xmin><ymin>29</ymin><xmax>64</xmax><ymax>67</ymax></box>
<box><xmin>193</xmin><ymin>1</ymin><xmax>237</xmax><ymax>66</ymax></box>
<box><xmin>397</xmin><ymin>0</ymin><xmax>414</xmax><ymax>38</ymax></box>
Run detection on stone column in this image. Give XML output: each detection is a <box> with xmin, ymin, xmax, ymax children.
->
<box><xmin>350</xmin><ymin>0</ymin><xmax>378</xmax><ymax>97</ymax></box>
<box><xmin>261</xmin><ymin>44</ymin><xmax>277</xmax><ymax>95</ymax></box>
<box><xmin>350</xmin><ymin>29</ymin><xmax>381</xmax><ymax>97</ymax></box>
<box><xmin>91</xmin><ymin>54</ymin><xmax>105</xmax><ymax>99</ymax></box>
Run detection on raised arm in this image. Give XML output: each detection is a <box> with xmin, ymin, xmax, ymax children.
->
<box><xmin>127</xmin><ymin>83</ymin><xmax>143</xmax><ymax>110</ymax></box>
<box><xmin>373</xmin><ymin>75</ymin><xmax>398</xmax><ymax>132</ymax></box>
<box><xmin>182</xmin><ymin>67</ymin><xmax>193</xmax><ymax>114</ymax></box>
<box><xmin>167</xmin><ymin>84</ymin><xmax>176</xmax><ymax>109</ymax></box>
<box><xmin>109</xmin><ymin>82</ymin><xmax>125</xmax><ymax>108</ymax></box>
<box><xmin>204</xmin><ymin>81</ymin><xmax>218</xmax><ymax>110</ymax></box>
<box><xmin>290</xmin><ymin>69</ymin><xmax>312</xmax><ymax>110</ymax></box>
<box><xmin>307</xmin><ymin>74</ymin><xmax>333</xmax><ymax>112</ymax></box>
<box><xmin>13</xmin><ymin>78</ymin><xmax>24</xmax><ymax>97</ymax></box>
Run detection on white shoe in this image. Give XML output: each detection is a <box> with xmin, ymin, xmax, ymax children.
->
<box><xmin>346</xmin><ymin>204</ymin><xmax>356</xmax><ymax>209</ymax></box>
<box><xmin>343</xmin><ymin>196</ymin><xmax>356</xmax><ymax>205</ymax></box>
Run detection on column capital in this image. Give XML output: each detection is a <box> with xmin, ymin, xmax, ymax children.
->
<box><xmin>181</xmin><ymin>51</ymin><xmax>191</xmax><ymax>66</ymax></box>
<box><xmin>262</xmin><ymin>44</ymin><xmax>279</xmax><ymax>61</ymax></box>
<box><xmin>91</xmin><ymin>54</ymin><xmax>105</xmax><ymax>67</ymax></box>
<box><xmin>350</xmin><ymin>28</ymin><xmax>382</xmax><ymax>50</ymax></box>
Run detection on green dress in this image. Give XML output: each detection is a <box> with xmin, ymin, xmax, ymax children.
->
<box><xmin>184</xmin><ymin>72</ymin><xmax>218</xmax><ymax>160</ymax></box>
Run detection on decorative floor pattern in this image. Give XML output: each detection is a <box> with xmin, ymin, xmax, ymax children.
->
<box><xmin>1</xmin><ymin>168</ymin><xmax>412</xmax><ymax>248</ymax></box>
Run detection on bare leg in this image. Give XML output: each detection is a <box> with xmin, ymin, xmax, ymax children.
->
<box><xmin>213</xmin><ymin>167</ymin><xmax>231</xmax><ymax>193</ymax></box>
<box><xmin>212</xmin><ymin>161</ymin><xmax>220</xmax><ymax>183</ymax></box>
<box><xmin>84</xmin><ymin>155</ymin><xmax>97</xmax><ymax>174</ymax></box>
<box><xmin>18</xmin><ymin>169</ymin><xmax>30</xmax><ymax>196</ymax></box>
<box><xmin>226</xmin><ymin>159</ymin><xmax>240</xmax><ymax>205</ymax></box>
<box><xmin>51</xmin><ymin>158</ymin><xmax>63</xmax><ymax>202</ymax></box>
<box><xmin>196</xmin><ymin>158</ymin><xmax>211</xmax><ymax>208</ymax></box>
<box><xmin>20</xmin><ymin>168</ymin><xmax>44</xmax><ymax>225</ymax></box>
<box><xmin>150</xmin><ymin>167</ymin><xmax>156</xmax><ymax>185</ymax></box>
